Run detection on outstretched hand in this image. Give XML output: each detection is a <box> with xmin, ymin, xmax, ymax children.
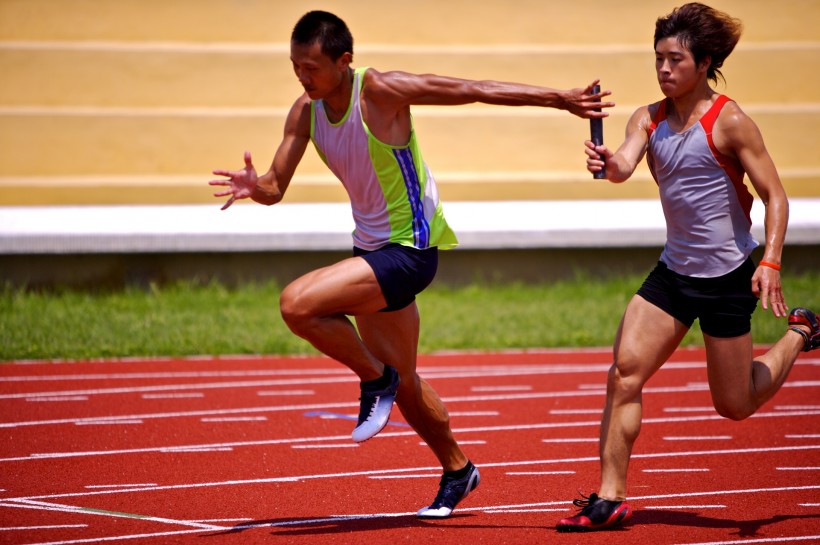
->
<box><xmin>209</xmin><ymin>151</ymin><xmax>258</xmax><ymax>210</ymax></box>
<box><xmin>565</xmin><ymin>80</ymin><xmax>615</xmax><ymax>119</ymax></box>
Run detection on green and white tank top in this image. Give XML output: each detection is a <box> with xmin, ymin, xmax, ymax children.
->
<box><xmin>310</xmin><ymin>67</ymin><xmax>458</xmax><ymax>251</ymax></box>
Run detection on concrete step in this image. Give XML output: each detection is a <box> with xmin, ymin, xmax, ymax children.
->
<box><xmin>4</xmin><ymin>0</ymin><xmax>816</xmax><ymax>44</ymax></box>
<box><xmin>1</xmin><ymin>169</ymin><xmax>817</xmax><ymax>207</ymax></box>
<box><xmin>2</xmin><ymin>42</ymin><xmax>817</xmax><ymax>108</ymax></box>
<box><xmin>2</xmin><ymin>199</ymin><xmax>818</xmax><ymax>256</ymax></box>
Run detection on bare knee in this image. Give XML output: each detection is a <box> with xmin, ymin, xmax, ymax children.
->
<box><xmin>279</xmin><ymin>283</ymin><xmax>314</xmax><ymax>335</ymax></box>
<box><xmin>607</xmin><ymin>359</ymin><xmax>646</xmax><ymax>402</ymax></box>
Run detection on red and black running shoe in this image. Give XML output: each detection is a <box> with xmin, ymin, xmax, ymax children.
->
<box><xmin>788</xmin><ymin>307</ymin><xmax>820</xmax><ymax>352</ymax></box>
<box><xmin>556</xmin><ymin>493</ymin><xmax>632</xmax><ymax>532</ymax></box>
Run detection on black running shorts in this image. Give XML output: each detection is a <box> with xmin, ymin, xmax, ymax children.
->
<box><xmin>636</xmin><ymin>259</ymin><xmax>759</xmax><ymax>338</ymax></box>
<box><xmin>354</xmin><ymin>243</ymin><xmax>438</xmax><ymax>312</ymax></box>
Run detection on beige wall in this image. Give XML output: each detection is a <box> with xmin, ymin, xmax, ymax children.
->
<box><xmin>2</xmin><ymin>0</ymin><xmax>818</xmax><ymax>205</ymax></box>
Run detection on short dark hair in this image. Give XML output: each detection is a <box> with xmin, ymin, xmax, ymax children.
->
<box><xmin>291</xmin><ymin>10</ymin><xmax>353</xmax><ymax>61</ymax></box>
<box><xmin>654</xmin><ymin>2</ymin><xmax>742</xmax><ymax>84</ymax></box>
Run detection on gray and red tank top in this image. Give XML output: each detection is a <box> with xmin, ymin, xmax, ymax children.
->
<box><xmin>647</xmin><ymin>95</ymin><xmax>758</xmax><ymax>278</ymax></box>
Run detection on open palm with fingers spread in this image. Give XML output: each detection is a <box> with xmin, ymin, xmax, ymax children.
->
<box><xmin>209</xmin><ymin>151</ymin><xmax>258</xmax><ymax>210</ymax></box>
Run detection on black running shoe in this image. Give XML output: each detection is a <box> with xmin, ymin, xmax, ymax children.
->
<box><xmin>417</xmin><ymin>461</ymin><xmax>480</xmax><ymax>518</ymax></box>
<box><xmin>789</xmin><ymin>307</ymin><xmax>820</xmax><ymax>352</ymax></box>
<box><xmin>556</xmin><ymin>492</ymin><xmax>632</xmax><ymax>532</ymax></box>
<box><xmin>351</xmin><ymin>365</ymin><xmax>400</xmax><ymax>443</ymax></box>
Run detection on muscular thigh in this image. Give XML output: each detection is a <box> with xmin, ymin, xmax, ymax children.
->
<box><xmin>615</xmin><ymin>295</ymin><xmax>690</xmax><ymax>382</ymax></box>
<box><xmin>281</xmin><ymin>256</ymin><xmax>387</xmax><ymax>317</ymax></box>
<box><xmin>704</xmin><ymin>332</ymin><xmax>753</xmax><ymax>405</ymax></box>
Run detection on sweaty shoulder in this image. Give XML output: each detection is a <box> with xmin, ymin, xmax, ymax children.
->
<box><xmin>626</xmin><ymin>102</ymin><xmax>657</xmax><ymax>136</ymax></box>
<box><xmin>714</xmin><ymin>99</ymin><xmax>750</xmax><ymax>130</ymax></box>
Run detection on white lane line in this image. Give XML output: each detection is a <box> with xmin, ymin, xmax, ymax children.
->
<box><xmin>0</xmin><ymin>524</ymin><xmax>88</xmax><ymax>531</ymax></box>
<box><xmin>1</xmin><ymin>499</ymin><xmax>225</xmax><ymax>530</ymax></box>
<box><xmin>507</xmin><ymin>471</ymin><xmax>575</xmax><ymax>475</ymax></box>
<box><xmin>25</xmin><ymin>396</ymin><xmax>89</xmax><ymax>402</ymax></box>
<box><xmin>471</xmin><ymin>385</ymin><xmax>533</xmax><ymax>392</ymax></box>
<box><xmin>484</xmin><ymin>508</ymin><xmax>567</xmax><ymax>513</ymax></box>
<box><xmin>777</xmin><ymin>467</ymin><xmax>820</xmax><ymax>471</ymax></box>
<box><xmin>6</xmin><ymin>384</ymin><xmax>818</xmax><ymax>429</ymax></box>
<box><xmin>542</xmin><ymin>438</ymin><xmax>597</xmax><ymax>443</ymax></box>
<box><xmin>200</xmin><ymin>417</ymin><xmax>267</xmax><ymax>422</ymax></box>
<box><xmin>142</xmin><ymin>393</ymin><xmax>204</xmax><ymax>399</ymax></box>
<box><xmin>644</xmin><ymin>504</ymin><xmax>726</xmax><ymax>509</ymax></box>
<box><xmin>6</xmin><ymin>448</ymin><xmax>819</xmax><ymax>504</ymax></box>
<box><xmin>549</xmin><ymin>409</ymin><xmax>601</xmax><ymax>415</ymax></box>
<box><xmin>5</xmin><ymin>411</ymin><xmax>819</xmax><ymax>463</ymax></box>
<box><xmin>1</xmin><ymin>360</ymin><xmax>743</xmax><ymax>401</ymax></box>
<box><xmin>291</xmin><ymin>444</ymin><xmax>358</xmax><ymax>449</ymax></box>
<box><xmin>84</xmin><ymin>484</ymin><xmax>157</xmax><ymax>489</ymax></box>
<box><xmin>449</xmin><ymin>411</ymin><xmax>500</xmax><ymax>416</ymax></box>
<box><xmin>4</xmin><ymin>358</ymin><xmax>816</xmax><ymax>382</ymax></box>
<box><xmin>642</xmin><ymin>468</ymin><xmax>710</xmax><ymax>473</ymax></box>
<box><xmin>368</xmin><ymin>474</ymin><xmax>439</xmax><ymax>479</ymax></box>
<box><xmin>663</xmin><ymin>406</ymin><xmax>717</xmax><ymax>412</ymax></box>
<box><xmin>663</xmin><ymin>436</ymin><xmax>733</xmax><ymax>441</ymax></box>
<box><xmin>421</xmin><ymin>440</ymin><xmax>487</xmax><ymax>445</ymax></box>
<box><xmin>159</xmin><ymin>447</ymin><xmax>233</xmax><ymax>453</ymax></box>
<box><xmin>74</xmin><ymin>420</ymin><xmax>143</xmax><ymax>426</ymax></box>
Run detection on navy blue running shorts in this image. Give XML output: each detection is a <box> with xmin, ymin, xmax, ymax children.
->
<box><xmin>354</xmin><ymin>243</ymin><xmax>438</xmax><ymax>312</ymax></box>
<box><xmin>636</xmin><ymin>259</ymin><xmax>759</xmax><ymax>338</ymax></box>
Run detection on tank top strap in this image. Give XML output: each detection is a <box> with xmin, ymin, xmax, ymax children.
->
<box><xmin>700</xmin><ymin>94</ymin><xmax>732</xmax><ymax>134</ymax></box>
<box><xmin>648</xmin><ymin>99</ymin><xmax>668</xmax><ymax>138</ymax></box>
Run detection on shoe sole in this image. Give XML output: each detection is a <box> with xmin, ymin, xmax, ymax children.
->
<box><xmin>556</xmin><ymin>503</ymin><xmax>632</xmax><ymax>532</ymax></box>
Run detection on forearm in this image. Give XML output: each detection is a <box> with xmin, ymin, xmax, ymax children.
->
<box><xmin>760</xmin><ymin>191</ymin><xmax>789</xmax><ymax>264</ymax></box>
<box><xmin>469</xmin><ymin>80</ymin><xmax>568</xmax><ymax>108</ymax></box>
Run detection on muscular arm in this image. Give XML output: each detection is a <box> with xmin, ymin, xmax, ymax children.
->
<box><xmin>360</xmin><ymin>68</ymin><xmax>615</xmax><ymax>148</ymax></box>
<box><xmin>365</xmin><ymin>69</ymin><xmax>612</xmax><ymax>113</ymax></box>
<box><xmin>713</xmin><ymin>102</ymin><xmax>790</xmax><ymax>316</ymax></box>
<box><xmin>210</xmin><ymin>95</ymin><xmax>311</xmax><ymax>208</ymax></box>
<box><xmin>254</xmin><ymin>96</ymin><xmax>312</xmax><ymax>204</ymax></box>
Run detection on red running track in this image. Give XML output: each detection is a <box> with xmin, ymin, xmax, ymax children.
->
<box><xmin>1</xmin><ymin>348</ymin><xmax>819</xmax><ymax>545</ymax></box>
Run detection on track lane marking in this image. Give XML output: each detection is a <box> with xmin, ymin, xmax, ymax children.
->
<box><xmin>4</xmin><ymin>410</ymin><xmax>819</xmax><ymax>462</ymax></box>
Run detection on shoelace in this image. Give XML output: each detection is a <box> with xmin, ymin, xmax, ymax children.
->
<box><xmin>430</xmin><ymin>476</ymin><xmax>459</xmax><ymax>507</ymax></box>
<box><xmin>571</xmin><ymin>492</ymin><xmax>600</xmax><ymax>509</ymax></box>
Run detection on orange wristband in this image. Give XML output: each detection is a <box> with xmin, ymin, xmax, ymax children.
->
<box><xmin>759</xmin><ymin>260</ymin><xmax>781</xmax><ymax>271</ymax></box>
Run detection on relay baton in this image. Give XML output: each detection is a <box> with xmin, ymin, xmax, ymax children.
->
<box><xmin>590</xmin><ymin>84</ymin><xmax>606</xmax><ymax>180</ymax></box>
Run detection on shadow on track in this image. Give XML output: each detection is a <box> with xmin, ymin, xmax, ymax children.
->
<box><xmin>632</xmin><ymin>509</ymin><xmax>820</xmax><ymax>538</ymax></box>
<box><xmin>202</xmin><ymin>513</ymin><xmax>534</xmax><ymax>538</ymax></box>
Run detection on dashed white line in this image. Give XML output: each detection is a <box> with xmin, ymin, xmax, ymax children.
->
<box><xmin>642</xmin><ymin>468</ymin><xmax>710</xmax><ymax>473</ymax></box>
<box><xmin>663</xmin><ymin>436</ymin><xmax>732</xmax><ymax>441</ymax></box>
<box><xmin>645</xmin><ymin>504</ymin><xmax>725</xmax><ymax>509</ymax></box>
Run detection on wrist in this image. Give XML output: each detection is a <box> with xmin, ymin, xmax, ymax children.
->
<box><xmin>759</xmin><ymin>260</ymin><xmax>781</xmax><ymax>271</ymax></box>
